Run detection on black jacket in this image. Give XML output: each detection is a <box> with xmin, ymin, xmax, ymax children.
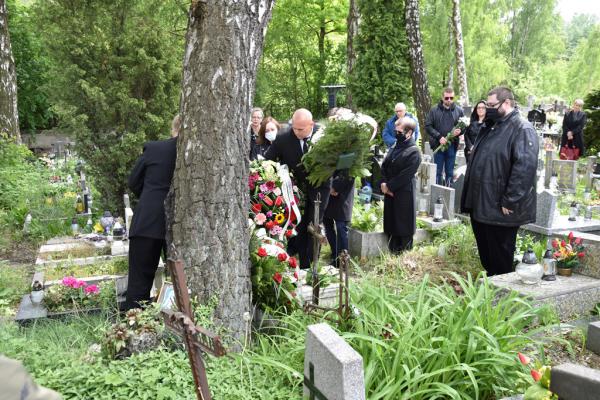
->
<box><xmin>324</xmin><ymin>173</ymin><xmax>355</xmax><ymax>222</ymax></box>
<box><xmin>381</xmin><ymin>138</ymin><xmax>421</xmax><ymax>237</ymax></box>
<box><xmin>425</xmin><ymin>101</ymin><xmax>464</xmax><ymax>151</ymax></box>
<box><xmin>461</xmin><ymin>110</ymin><xmax>538</xmax><ymax>226</ymax></box>
<box><xmin>560</xmin><ymin>110</ymin><xmax>587</xmax><ymax>155</ymax></box>
<box><xmin>464</xmin><ymin>121</ymin><xmax>485</xmax><ymax>160</ymax></box>
<box><xmin>128</xmin><ymin>137</ymin><xmax>177</xmax><ymax>239</ymax></box>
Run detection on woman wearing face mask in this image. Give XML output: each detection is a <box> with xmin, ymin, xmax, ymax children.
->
<box><xmin>560</xmin><ymin>99</ymin><xmax>587</xmax><ymax>158</ymax></box>
<box><xmin>250</xmin><ymin>116</ymin><xmax>280</xmax><ymax>160</ymax></box>
<box><xmin>380</xmin><ymin>117</ymin><xmax>422</xmax><ymax>253</ymax></box>
<box><xmin>464</xmin><ymin>101</ymin><xmax>487</xmax><ymax>162</ymax></box>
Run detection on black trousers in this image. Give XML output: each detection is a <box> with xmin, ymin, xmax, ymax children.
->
<box><xmin>388</xmin><ymin>235</ymin><xmax>413</xmax><ymax>254</ymax></box>
<box><xmin>470</xmin><ymin>217</ymin><xmax>519</xmax><ymax>276</ymax></box>
<box><xmin>124</xmin><ymin>236</ymin><xmax>166</xmax><ymax>310</ymax></box>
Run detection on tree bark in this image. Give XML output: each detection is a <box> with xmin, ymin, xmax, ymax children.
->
<box><xmin>167</xmin><ymin>0</ymin><xmax>274</xmax><ymax>345</ymax></box>
<box><xmin>446</xmin><ymin>19</ymin><xmax>454</xmax><ymax>88</ymax></box>
<box><xmin>405</xmin><ymin>0</ymin><xmax>431</xmax><ymax>149</ymax></box>
<box><xmin>0</xmin><ymin>0</ymin><xmax>20</xmax><ymax>143</ymax></box>
<box><xmin>346</xmin><ymin>0</ymin><xmax>359</xmax><ymax>109</ymax></box>
<box><xmin>451</xmin><ymin>0</ymin><xmax>469</xmax><ymax>105</ymax></box>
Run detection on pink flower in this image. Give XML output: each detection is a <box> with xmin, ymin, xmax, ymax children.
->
<box><xmin>273</xmin><ymin>188</ymin><xmax>282</xmax><ymax>196</ymax></box>
<box><xmin>518</xmin><ymin>353</ymin><xmax>530</xmax><ymax>365</ymax></box>
<box><xmin>260</xmin><ymin>183</ymin><xmax>270</xmax><ymax>193</ymax></box>
<box><xmin>84</xmin><ymin>285</ymin><xmax>99</xmax><ymax>295</ymax></box>
<box><xmin>265</xmin><ymin>181</ymin><xmax>276</xmax><ymax>191</ymax></box>
<box><xmin>258</xmin><ymin>193</ymin><xmax>265</xmax><ymax>199</ymax></box>
<box><xmin>254</xmin><ymin>213</ymin><xmax>267</xmax><ymax>225</ymax></box>
<box><xmin>62</xmin><ymin>276</ymin><xmax>77</xmax><ymax>287</ymax></box>
<box><xmin>266</xmin><ymin>211</ymin><xmax>273</xmax><ymax>218</ymax></box>
<box><xmin>269</xmin><ymin>226</ymin><xmax>283</xmax><ymax>236</ymax></box>
<box><xmin>72</xmin><ymin>279</ymin><xmax>87</xmax><ymax>289</ymax></box>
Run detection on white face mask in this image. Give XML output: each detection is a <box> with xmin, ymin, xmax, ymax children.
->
<box><xmin>265</xmin><ymin>130</ymin><xmax>277</xmax><ymax>142</ymax></box>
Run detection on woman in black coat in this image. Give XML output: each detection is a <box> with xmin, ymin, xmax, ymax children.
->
<box><xmin>560</xmin><ymin>99</ymin><xmax>587</xmax><ymax>157</ymax></box>
<box><xmin>380</xmin><ymin>118</ymin><xmax>422</xmax><ymax>254</ymax></box>
<box><xmin>324</xmin><ymin>173</ymin><xmax>354</xmax><ymax>266</ymax></box>
<box><xmin>464</xmin><ymin>101</ymin><xmax>486</xmax><ymax>162</ymax></box>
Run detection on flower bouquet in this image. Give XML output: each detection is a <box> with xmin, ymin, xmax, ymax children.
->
<box><xmin>250</xmin><ymin>240</ymin><xmax>300</xmax><ymax>312</ymax></box>
<box><xmin>249</xmin><ymin>159</ymin><xmax>301</xmax><ymax>242</ymax></box>
<box><xmin>517</xmin><ymin>352</ymin><xmax>557</xmax><ymax>400</ymax></box>
<box><xmin>433</xmin><ymin>116</ymin><xmax>470</xmax><ymax>154</ymax></box>
<box><xmin>551</xmin><ymin>231</ymin><xmax>585</xmax><ymax>276</ymax></box>
<box><xmin>44</xmin><ymin>276</ymin><xmax>115</xmax><ymax>313</ymax></box>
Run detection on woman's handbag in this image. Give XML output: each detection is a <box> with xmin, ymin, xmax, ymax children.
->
<box><xmin>559</xmin><ymin>140</ymin><xmax>580</xmax><ymax>160</ymax></box>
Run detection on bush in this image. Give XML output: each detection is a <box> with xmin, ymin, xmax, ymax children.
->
<box><xmin>584</xmin><ymin>87</ymin><xmax>600</xmax><ymax>154</ymax></box>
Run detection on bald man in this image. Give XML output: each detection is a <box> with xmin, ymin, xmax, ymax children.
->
<box><xmin>265</xmin><ymin>108</ymin><xmax>331</xmax><ymax>269</ymax></box>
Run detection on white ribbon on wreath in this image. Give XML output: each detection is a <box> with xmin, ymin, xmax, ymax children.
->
<box><xmin>276</xmin><ymin>164</ymin><xmax>301</xmax><ymax>241</ymax></box>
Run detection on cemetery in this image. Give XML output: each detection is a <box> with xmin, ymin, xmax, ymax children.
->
<box><xmin>2</xmin><ymin>0</ymin><xmax>600</xmax><ymax>399</ymax></box>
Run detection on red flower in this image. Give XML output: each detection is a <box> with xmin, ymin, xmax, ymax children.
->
<box><xmin>285</xmin><ymin>229</ymin><xmax>293</xmax><ymax>238</ymax></box>
<box><xmin>561</xmin><ymin>240</ymin><xmax>566</xmax><ymax>248</ymax></box>
<box><xmin>575</xmin><ymin>237</ymin><xmax>583</xmax><ymax>245</ymax></box>
<box><xmin>265</xmin><ymin>221</ymin><xmax>275</xmax><ymax>230</ymax></box>
<box><xmin>551</xmin><ymin>239</ymin><xmax>558</xmax><ymax>249</ymax></box>
<box><xmin>263</xmin><ymin>196</ymin><xmax>274</xmax><ymax>206</ymax></box>
<box><xmin>257</xmin><ymin>247</ymin><xmax>267</xmax><ymax>257</ymax></box>
<box><xmin>288</xmin><ymin>257</ymin><xmax>298</xmax><ymax>268</ymax></box>
<box><xmin>568</xmin><ymin>232</ymin><xmax>574</xmax><ymax>242</ymax></box>
<box><xmin>531</xmin><ymin>369</ymin><xmax>542</xmax><ymax>382</ymax></box>
<box><xmin>273</xmin><ymin>272</ymin><xmax>283</xmax><ymax>284</ymax></box>
<box><xmin>277</xmin><ymin>252</ymin><xmax>288</xmax><ymax>262</ymax></box>
<box><xmin>251</xmin><ymin>203</ymin><xmax>262</xmax><ymax>214</ymax></box>
<box><xmin>275</xmin><ymin>196</ymin><xmax>283</xmax><ymax>207</ymax></box>
<box><xmin>553</xmin><ymin>251</ymin><xmax>561</xmax><ymax>258</ymax></box>
<box><xmin>578</xmin><ymin>252</ymin><xmax>585</xmax><ymax>258</ymax></box>
<box><xmin>266</xmin><ymin>181</ymin><xmax>276</xmax><ymax>191</ymax></box>
<box><xmin>518</xmin><ymin>353</ymin><xmax>530</xmax><ymax>365</ymax></box>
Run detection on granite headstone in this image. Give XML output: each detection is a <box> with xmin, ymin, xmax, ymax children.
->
<box><xmin>429</xmin><ymin>184</ymin><xmax>455</xmax><ymax>221</ymax></box>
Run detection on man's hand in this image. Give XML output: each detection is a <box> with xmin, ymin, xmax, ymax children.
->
<box><xmin>501</xmin><ymin>207</ymin><xmax>513</xmax><ymax>215</ymax></box>
<box><xmin>567</xmin><ymin>131</ymin><xmax>573</xmax><ymax>140</ymax></box>
<box><xmin>439</xmin><ymin>137</ymin><xmax>448</xmax><ymax>145</ymax></box>
<box><xmin>330</xmin><ymin>188</ymin><xmax>338</xmax><ymax>197</ymax></box>
<box><xmin>381</xmin><ymin>183</ymin><xmax>393</xmax><ymax>197</ymax></box>
<box><xmin>453</xmin><ymin>128</ymin><xmax>461</xmax><ymax>137</ymax></box>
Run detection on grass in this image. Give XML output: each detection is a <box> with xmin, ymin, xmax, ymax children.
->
<box><xmin>0</xmin><ymin>261</ymin><xmax>32</xmax><ymax>317</ymax></box>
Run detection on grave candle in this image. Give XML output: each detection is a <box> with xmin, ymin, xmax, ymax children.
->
<box><xmin>433</xmin><ymin>197</ymin><xmax>444</xmax><ymax>222</ymax></box>
<box><xmin>542</xmin><ymin>249</ymin><xmax>556</xmax><ymax>281</ymax></box>
<box><xmin>568</xmin><ymin>202</ymin><xmax>578</xmax><ymax>221</ymax></box>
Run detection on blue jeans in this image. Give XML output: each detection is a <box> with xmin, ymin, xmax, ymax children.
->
<box><xmin>323</xmin><ymin>217</ymin><xmax>348</xmax><ymax>265</ymax></box>
<box><xmin>433</xmin><ymin>145</ymin><xmax>456</xmax><ymax>186</ymax></box>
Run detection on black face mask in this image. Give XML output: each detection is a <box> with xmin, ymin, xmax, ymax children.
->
<box><xmin>485</xmin><ymin>107</ymin><xmax>501</xmax><ymax>122</ymax></box>
<box><xmin>396</xmin><ymin>130</ymin><xmax>412</xmax><ymax>141</ymax></box>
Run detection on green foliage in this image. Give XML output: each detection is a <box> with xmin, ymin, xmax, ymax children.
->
<box><xmin>431</xmin><ymin>223</ymin><xmax>481</xmax><ymax>270</ymax></box>
<box><xmin>0</xmin><ymin>262</ymin><xmax>31</xmax><ymax>317</ymax></box>
<box><xmin>302</xmin><ymin>120</ymin><xmax>373</xmax><ymax>186</ymax></box>
<box><xmin>584</xmin><ymin>87</ymin><xmax>600</xmax><ymax>154</ymax></box>
<box><xmin>250</xmin><ymin>245</ymin><xmax>298</xmax><ymax>313</ymax></box>
<box><xmin>351</xmin><ymin>201</ymin><xmax>383</xmax><ymax>232</ymax></box>
<box><xmin>348</xmin><ymin>0</ymin><xmax>411</xmax><ymax>126</ymax></box>
<box><xmin>31</xmin><ymin>0</ymin><xmax>185</xmax><ymax>210</ymax></box>
<box><xmin>41</xmin><ymin>258</ymin><xmax>128</xmax><ymax>281</ymax></box>
<box><xmin>43</xmin><ymin>279</ymin><xmax>116</xmax><ymax>313</ymax></box>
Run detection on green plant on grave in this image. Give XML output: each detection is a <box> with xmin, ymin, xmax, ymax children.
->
<box><xmin>351</xmin><ymin>201</ymin><xmax>383</xmax><ymax>232</ymax></box>
<box><xmin>517</xmin><ymin>353</ymin><xmax>557</xmax><ymax>400</ymax></box>
<box><xmin>44</xmin><ymin>278</ymin><xmax>115</xmax><ymax>313</ymax></box>
<box><xmin>42</xmin><ymin>258</ymin><xmax>128</xmax><ymax>281</ymax></box>
<box><xmin>102</xmin><ymin>306</ymin><xmax>162</xmax><ymax>360</ymax></box>
<box><xmin>431</xmin><ymin>223</ymin><xmax>481</xmax><ymax>269</ymax></box>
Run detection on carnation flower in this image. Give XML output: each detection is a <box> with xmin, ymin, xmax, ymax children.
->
<box><xmin>270</xmin><ymin>226</ymin><xmax>283</xmax><ymax>236</ymax></box>
<box><xmin>288</xmin><ymin>257</ymin><xmax>298</xmax><ymax>268</ymax></box>
<box><xmin>62</xmin><ymin>276</ymin><xmax>77</xmax><ymax>287</ymax></box>
<box><xmin>277</xmin><ymin>252</ymin><xmax>288</xmax><ymax>262</ymax></box>
<box><xmin>260</xmin><ymin>183</ymin><xmax>270</xmax><ymax>193</ymax></box>
<box><xmin>273</xmin><ymin>272</ymin><xmax>283</xmax><ymax>284</ymax></box>
<box><xmin>257</xmin><ymin>247</ymin><xmax>267</xmax><ymax>257</ymax></box>
<box><xmin>266</xmin><ymin>181</ymin><xmax>276</xmax><ymax>191</ymax></box>
<box><xmin>85</xmin><ymin>285</ymin><xmax>99</xmax><ymax>295</ymax></box>
<box><xmin>254</xmin><ymin>213</ymin><xmax>266</xmax><ymax>225</ymax></box>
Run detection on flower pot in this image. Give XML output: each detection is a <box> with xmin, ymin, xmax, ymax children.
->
<box><xmin>557</xmin><ymin>267</ymin><xmax>573</xmax><ymax>277</ymax></box>
<box><xmin>30</xmin><ymin>290</ymin><xmax>45</xmax><ymax>304</ymax></box>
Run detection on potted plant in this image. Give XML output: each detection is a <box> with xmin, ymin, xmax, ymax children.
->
<box><xmin>30</xmin><ymin>280</ymin><xmax>45</xmax><ymax>304</ymax></box>
<box><xmin>349</xmin><ymin>201</ymin><xmax>387</xmax><ymax>258</ymax></box>
<box><xmin>551</xmin><ymin>232</ymin><xmax>585</xmax><ymax>277</ymax></box>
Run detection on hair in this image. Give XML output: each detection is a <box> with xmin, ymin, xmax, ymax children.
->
<box><xmin>401</xmin><ymin>117</ymin><xmax>417</xmax><ymax>134</ymax></box>
<box><xmin>171</xmin><ymin>114</ymin><xmax>181</xmax><ymax>137</ymax></box>
<box><xmin>394</xmin><ymin>102</ymin><xmax>406</xmax><ymax>111</ymax></box>
<box><xmin>487</xmin><ymin>86</ymin><xmax>515</xmax><ymax>106</ymax></box>
<box><xmin>574</xmin><ymin>99</ymin><xmax>584</xmax><ymax>107</ymax></box>
<box><xmin>256</xmin><ymin>116</ymin><xmax>280</xmax><ymax>145</ymax></box>
<box><xmin>470</xmin><ymin>100</ymin><xmax>487</xmax><ymax>122</ymax></box>
<box><xmin>251</xmin><ymin>107</ymin><xmax>264</xmax><ymax>119</ymax></box>
<box><xmin>443</xmin><ymin>87</ymin><xmax>454</xmax><ymax>94</ymax></box>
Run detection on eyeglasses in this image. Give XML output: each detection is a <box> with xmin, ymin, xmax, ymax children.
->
<box><xmin>476</xmin><ymin>106</ymin><xmax>486</xmax><ymax>110</ymax></box>
<box><xmin>486</xmin><ymin>99</ymin><xmax>505</xmax><ymax>108</ymax></box>
<box><xmin>444</xmin><ymin>96</ymin><xmax>454</xmax><ymax>100</ymax></box>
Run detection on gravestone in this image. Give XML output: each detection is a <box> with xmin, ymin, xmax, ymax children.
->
<box><xmin>585</xmin><ymin>156</ymin><xmax>597</xmax><ymax>192</ymax></box>
<box><xmin>304</xmin><ymin>323</ymin><xmax>365</xmax><ymax>400</ymax></box>
<box><xmin>586</xmin><ymin>321</ymin><xmax>600</xmax><ymax>356</ymax></box>
<box><xmin>452</xmin><ymin>166</ymin><xmax>467</xmax><ymax>215</ymax></box>
<box><xmin>550</xmin><ymin>363</ymin><xmax>600</xmax><ymax>400</ymax></box>
<box><xmin>429</xmin><ymin>184</ymin><xmax>455</xmax><ymax>221</ymax></box>
<box><xmin>424</xmin><ymin>142</ymin><xmax>433</xmax><ymax>158</ymax></box>
<box><xmin>544</xmin><ymin>150</ymin><xmax>554</xmax><ymax>188</ymax></box>
<box><xmin>534</xmin><ymin>189</ymin><xmax>558</xmax><ymax>228</ymax></box>
<box><xmin>456</xmin><ymin>151</ymin><xmax>466</xmax><ymax>168</ymax></box>
<box><xmin>553</xmin><ymin>159</ymin><xmax>577</xmax><ymax>193</ymax></box>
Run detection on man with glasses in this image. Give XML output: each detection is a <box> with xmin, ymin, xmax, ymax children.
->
<box><xmin>425</xmin><ymin>87</ymin><xmax>464</xmax><ymax>186</ymax></box>
<box><xmin>265</xmin><ymin>108</ymin><xmax>330</xmax><ymax>269</ymax></box>
<box><xmin>461</xmin><ymin>86</ymin><xmax>538</xmax><ymax>277</ymax></box>
<box><xmin>382</xmin><ymin>102</ymin><xmax>420</xmax><ymax>148</ymax></box>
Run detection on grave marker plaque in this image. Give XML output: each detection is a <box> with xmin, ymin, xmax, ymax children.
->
<box><xmin>553</xmin><ymin>159</ymin><xmax>577</xmax><ymax>193</ymax></box>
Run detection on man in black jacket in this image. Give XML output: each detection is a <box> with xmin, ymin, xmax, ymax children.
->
<box><xmin>265</xmin><ymin>108</ymin><xmax>330</xmax><ymax>269</ymax></box>
<box><xmin>425</xmin><ymin>87</ymin><xmax>464</xmax><ymax>186</ymax></box>
<box><xmin>124</xmin><ymin>115</ymin><xmax>180</xmax><ymax>310</ymax></box>
<box><xmin>461</xmin><ymin>87</ymin><xmax>538</xmax><ymax>276</ymax></box>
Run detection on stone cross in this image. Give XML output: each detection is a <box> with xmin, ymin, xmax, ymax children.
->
<box><xmin>161</xmin><ymin>259</ymin><xmax>226</xmax><ymax>400</ymax></box>
<box><xmin>304</xmin><ymin>323</ymin><xmax>365</xmax><ymax>400</ymax></box>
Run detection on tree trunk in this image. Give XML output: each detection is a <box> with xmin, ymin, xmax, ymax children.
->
<box><xmin>167</xmin><ymin>0</ymin><xmax>274</xmax><ymax>345</ymax></box>
<box><xmin>0</xmin><ymin>0</ymin><xmax>20</xmax><ymax>143</ymax></box>
<box><xmin>346</xmin><ymin>0</ymin><xmax>359</xmax><ymax>109</ymax></box>
<box><xmin>446</xmin><ymin>19</ymin><xmax>454</xmax><ymax>88</ymax></box>
<box><xmin>405</xmin><ymin>0</ymin><xmax>431</xmax><ymax>150</ymax></box>
<box><xmin>451</xmin><ymin>0</ymin><xmax>469</xmax><ymax>106</ymax></box>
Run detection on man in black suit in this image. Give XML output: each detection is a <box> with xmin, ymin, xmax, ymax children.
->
<box><xmin>265</xmin><ymin>108</ymin><xmax>330</xmax><ymax>269</ymax></box>
<box><xmin>124</xmin><ymin>115</ymin><xmax>180</xmax><ymax>310</ymax></box>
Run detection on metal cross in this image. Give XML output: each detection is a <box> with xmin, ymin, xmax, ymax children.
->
<box><xmin>304</xmin><ymin>362</ymin><xmax>329</xmax><ymax>400</ymax></box>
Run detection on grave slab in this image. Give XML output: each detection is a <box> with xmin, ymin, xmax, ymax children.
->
<box><xmin>416</xmin><ymin>216</ymin><xmax>461</xmax><ymax>230</ymax></box>
<box><xmin>523</xmin><ymin>215</ymin><xmax>600</xmax><ymax>236</ymax></box>
<box><xmin>488</xmin><ymin>272</ymin><xmax>600</xmax><ymax>319</ymax></box>
<box><xmin>550</xmin><ymin>363</ymin><xmax>600</xmax><ymax>400</ymax></box>
<box><xmin>348</xmin><ymin>228</ymin><xmax>388</xmax><ymax>258</ymax></box>
<box><xmin>304</xmin><ymin>323</ymin><xmax>365</xmax><ymax>400</ymax></box>
<box><xmin>586</xmin><ymin>321</ymin><xmax>600</xmax><ymax>356</ymax></box>
<box><xmin>429</xmin><ymin>184</ymin><xmax>455</xmax><ymax>220</ymax></box>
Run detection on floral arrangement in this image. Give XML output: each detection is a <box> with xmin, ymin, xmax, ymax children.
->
<box><xmin>433</xmin><ymin>116</ymin><xmax>469</xmax><ymax>154</ymax></box>
<box><xmin>517</xmin><ymin>353</ymin><xmax>557</xmax><ymax>400</ymax></box>
<box><xmin>44</xmin><ymin>276</ymin><xmax>115</xmax><ymax>312</ymax></box>
<box><xmin>249</xmin><ymin>159</ymin><xmax>301</xmax><ymax>242</ymax></box>
<box><xmin>102</xmin><ymin>307</ymin><xmax>161</xmax><ymax>359</ymax></box>
<box><xmin>551</xmin><ymin>231</ymin><xmax>585</xmax><ymax>269</ymax></box>
<box><xmin>250</xmin><ymin>239</ymin><xmax>300</xmax><ymax>312</ymax></box>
